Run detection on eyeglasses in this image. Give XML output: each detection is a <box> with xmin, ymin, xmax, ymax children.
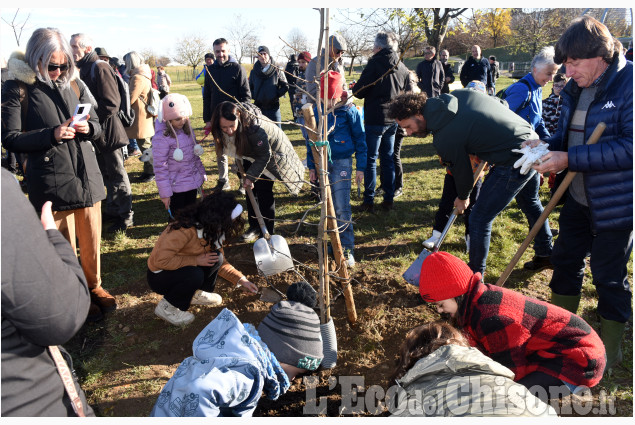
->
<box><xmin>425</xmin><ymin>51</ymin><xmax>434</xmax><ymax>55</ymax></box>
<box><xmin>48</xmin><ymin>63</ymin><xmax>69</xmax><ymax>72</ymax></box>
<box><xmin>553</xmin><ymin>84</ymin><xmax>565</xmax><ymax>89</ymax></box>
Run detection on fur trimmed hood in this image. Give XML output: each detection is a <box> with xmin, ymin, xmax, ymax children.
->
<box><xmin>131</xmin><ymin>63</ymin><xmax>152</xmax><ymax>80</ymax></box>
<box><xmin>7</xmin><ymin>50</ymin><xmax>79</xmax><ymax>85</ymax></box>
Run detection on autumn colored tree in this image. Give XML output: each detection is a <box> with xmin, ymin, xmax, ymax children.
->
<box><xmin>482</xmin><ymin>8</ymin><xmax>512</xmax><ymax>47</ymax></box>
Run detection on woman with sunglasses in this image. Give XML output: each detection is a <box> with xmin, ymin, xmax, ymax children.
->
<box><xmin>1</xmin><ymin>28</ymin><xmax>110</xmax><ymax>412</ymax></box>
<box><xmin>210</xmin><ymin>101</ymin><xmax>304</xmax><ymax>242</ymax></box>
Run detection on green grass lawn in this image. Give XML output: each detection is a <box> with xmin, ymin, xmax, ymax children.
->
<box><xmin>68</xmin><ymin>74</ymin><xmax>632</xmax><ymax>416</ymax></box>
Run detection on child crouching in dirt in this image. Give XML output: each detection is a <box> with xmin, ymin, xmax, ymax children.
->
<box><xmin>150</xmin><ymin>281</ymin><xmax>324</xmax><ymax>417</ymax></box>
<box><xmin>147</xmin><ymin>192</ymin><xmax>258</xmax><ymax>326</ymax></box>
<box><xmin>306</xmin><ymin>70</ymin><xmax>366</xmax><ymax>268</ymax></box>
<box><xmin>391</xmin><ymin>321</ymin><xmax>556</xmax><ymax>416</ymax></box>
<box><xmin>417</xmin><ymin>251</ymin><xmax>606</xmax><ymax>403</ymax></box>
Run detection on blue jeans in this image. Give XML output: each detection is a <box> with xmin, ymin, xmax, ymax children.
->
<box><xmin>128</xmin><ymin>138</ymin><xmax>139</xmax><ymax>151</ymax></box>
<box><xmin>328</xmin><ymin>158</ymin><xmax>354</xmax><ymax>253</ymax></box>
<box><xmin>364</xmin><ymin>123</ymin><xmax>397</xmax><ymax>204</ymax></box>
<box><xmin>468</xmin><ymin>165</ymin><xmax>552</xmax><ymax>275</ymax></box>
<box><xmin>260</xmin><ymin>108</ymin><xmax>281</xmax><ymax>128</ymax></box>
<box><xmin>549</xmin><ymin>198</ymin><xmax>633</xmax><ymax>322</ymax></box>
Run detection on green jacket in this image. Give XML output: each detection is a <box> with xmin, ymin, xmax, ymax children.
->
<box><xmin>424</xmin><ymin>89</ymin><xmax>538</xmax><ymax>199</ymax></box>
<box><xmin>393</xmin><ymin>345</ymin><xmax>557</xmax><ymax>417</ymax></box>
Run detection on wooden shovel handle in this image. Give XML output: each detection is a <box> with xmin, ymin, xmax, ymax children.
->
<box><xmin>496</xmin><ymin>122</ymin><xmax>606</xmax><ymax>287</ymax></box>
<box><xmin>235</xmin><ymin>160</ymin><xmax>270</xmax><ymax>239</ymax></box>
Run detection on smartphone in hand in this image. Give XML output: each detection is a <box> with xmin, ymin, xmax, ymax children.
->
<box><xmin>70</xmin><ymin>103</ymin><xmax>91</xmax><ymax>128</ymax></box>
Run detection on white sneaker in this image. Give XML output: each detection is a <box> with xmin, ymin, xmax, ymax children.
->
<box><xmin>422</xmin><ymin>230</ymin><xmax>442</xmax><ymax>249</ymax></box>
<box><xmin>154</xmin><ymin>298</ymin><xmax>195</xmax><ymax>326</ymax></box>
<box><xmin>191</xmin><ymin>290</ymin><xmax>222</xmax><ymax>306</ymax></box>
<box><xmin>344</xmin><ymin>250</ymin><xmax>355</xmax><ymax>268</ymax></box>
<box><xmin>222</xmin><ymin>181</ymin><xmax>231</xmax><ymax>190</ymax></box>
<box><xmin>238</xmin><ymin>187</ymin><xmax>246</xmax><ymax>195</ymax></box>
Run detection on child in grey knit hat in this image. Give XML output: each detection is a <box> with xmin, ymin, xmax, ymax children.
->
<box><xmin>258</xmin><ymin>280</ymin><xmax>324</xmax><ymax>377</ymax></box>
<box><xmin>151</xmin><ymin>281</ymin><xmax>323</xmax><ymax>417</ymax></box>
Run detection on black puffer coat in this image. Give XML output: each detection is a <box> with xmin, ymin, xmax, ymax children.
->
<box><xmin>1</xmin><ymin>51</ymin><xmax>105</xmax><ymax>213</ymax></box>
<box><xmin>77</xmin><ymin>51</ymin><xmax>128</xmax><ymax>152</ymax></box>
<box><xmin>354</xmin><ymin>48</ymin><xmax>412</xmax><ymax>126</ymax></box>
<box><xmin>202</xmin><ymin>56</ymin><xmax>251</xmax><ymax>122</ymax></box>
<box><xmin>249</xmin><ymin>60</ymin><xmax>288</xmax><ymax>110</ymax></box>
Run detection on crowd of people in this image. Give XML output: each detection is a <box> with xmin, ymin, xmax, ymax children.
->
<box><xmin>1</xmin><ymin>14</ymin><xmax>632</xmax><ymax>417</ymax></box>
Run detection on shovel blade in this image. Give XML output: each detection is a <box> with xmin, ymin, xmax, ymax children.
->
<box><xmin>259</xmin><ymin>287</ymin><xmax>283</xmax><ymax>303</ymax></box>
<box><xmin>402</xmin><ymin>248</ymin><xmax>432</xmax><ymax>287</ymax></box>
<box><xmin>253</xmin><ymin>235</ymin><xmax>295</xmax><ymax>276</ymax></box>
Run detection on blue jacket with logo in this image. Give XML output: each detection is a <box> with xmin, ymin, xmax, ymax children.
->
<box><xmin>505</xmin><ymin>73</ymin><xmax>550</xmax><ymax>139</ymax></box>
<box><xmin>545</xmin><ymin>53</ymin><xmax>632</xmax><ymax>232</ymax></box>
<box><xmin>306</xmin><ymin>101</ymin><xmax>367</xmax><ymax>172</ymax></box>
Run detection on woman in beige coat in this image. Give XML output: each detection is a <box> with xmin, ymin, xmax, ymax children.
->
<box><xmin>123</xmin><ymin>51</ymin><xmax>155</xmax><ymax>182</ymax></box>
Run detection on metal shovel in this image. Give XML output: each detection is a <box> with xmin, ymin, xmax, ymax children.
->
<box><xmin>235</xmin><ymin>162</ymin><xmax>295</xmax><ymax>277</ymax></box>
<box><xmin>235</xmin><ymin>162</ymin><xmax>300</xmax><ymax>303</ymax></box>
<box><xmin>403</xmin><ymin>160</ymin><xmax>488</xmax><ymax>286</ymax></box>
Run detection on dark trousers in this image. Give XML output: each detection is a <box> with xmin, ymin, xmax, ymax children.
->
<box><xmin>243</xmin><ymin>160</ymin><xmax>275</xmax><ymax>235</ymax></box>
<box><xmin>549</xmin><ymin>197</ymin><xmax>633</xmax><ymax>323</ymax></box>
<box><xmin>393</xmin><ymin>126</ymin><xmax>405</xmax><ymax>191</ymax></box>
<box><xmin>147</xmin><ymin>252</ymin><xmax>222</xmax><ymax>311</ymax></box>
<box><xmin>433</xmin><ymin>172</ymin><xmax>482</xmax><ymax>236</ymax></box>
<box><xmin>517</xmin><ymin>371</ymin><xmax>570</xmax><ymax>403</ymax></box>
<box><xmin>96</xmin><ymin>148</ymin><xmax>133</xmax><ymax>225</ymax></box>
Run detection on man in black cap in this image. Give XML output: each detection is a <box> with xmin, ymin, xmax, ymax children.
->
<box><xmin>249</xmin><ymin>45</ymin><xmax>288</xmax><ymax>127</ymax></box>
<box><xmin>95</xmin><ymin>47</ymin><xmax>110</xmax><ymax>62</ymax></box>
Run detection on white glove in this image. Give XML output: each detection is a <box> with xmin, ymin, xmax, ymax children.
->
<box><xmin>512</xmin><ymin>143</ymin><xmax>550</xmax><ymax>174</ymax></box>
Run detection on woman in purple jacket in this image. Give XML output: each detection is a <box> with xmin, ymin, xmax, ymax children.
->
<box><xmin>152</xmin><ymin>93</ymin><xmax>206</xmax><ymax>220</ymax></box>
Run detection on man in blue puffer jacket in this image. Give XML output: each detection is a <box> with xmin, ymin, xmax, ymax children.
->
<box><xmin>530</xmin><ymin>16</ymin><xmax>632</xmax><ymax>372</ymax></box>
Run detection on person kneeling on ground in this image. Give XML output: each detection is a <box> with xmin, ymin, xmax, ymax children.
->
<box><xmin>417</xmin><ymin>251</ymin><xmax>606</xmax><ymax>403</ymax></box>
<box><xmin>391</xmin><ymin>321</ymin><xmax>556</xmax><ymax>416</ymax></box>
<box><xmin>147</xmin><ymin>192</ymin><xmax>258</xmax><ymax>326</ymax></box>
<box><xmin>150</xmin><ymin>281</ymin><xmax>323</xmax><ymax>417</ymax></box>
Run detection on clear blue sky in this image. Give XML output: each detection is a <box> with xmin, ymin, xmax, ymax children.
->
<box><xmin>1</xmin><ymin>6</ymin><xmax>352</xmax><ymax>64</ymax></box>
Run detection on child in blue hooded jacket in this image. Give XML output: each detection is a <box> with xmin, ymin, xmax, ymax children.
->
<box><xmin>150</xmin><ymin>281</ymin><xmax>323</xmax><ymax>417</ymax></box>
<box><xmin>306</xmin><ymin>70</ymin><xmax>367</xmax><ymax>267</ymax></box>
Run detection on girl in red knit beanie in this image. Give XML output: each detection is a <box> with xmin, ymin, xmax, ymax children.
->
<box><xmin>418</xmin><ymin>251</ymin><xmax>606</xmax><ymax>403</ymax></box>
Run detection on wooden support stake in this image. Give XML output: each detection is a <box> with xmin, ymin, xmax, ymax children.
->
<box><xmin>303</xmin><ymin>104</ymin><xmax>358</xmax><ymax>324</ymax></box>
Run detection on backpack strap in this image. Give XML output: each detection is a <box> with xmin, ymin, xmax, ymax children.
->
<box><xmin>515</xmin><ymin>78</ymin><xmax>532</xmax><ymax>113</ymax></box>
<box><xmin>17</xmin><ymin>81</ymin><xmax>28</xmax><ymax>132</ymax></box>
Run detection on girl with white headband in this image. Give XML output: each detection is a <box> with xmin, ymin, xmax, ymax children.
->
<box><xmin>147</xmin><ymin>192</ymin><xmax>258</xmax><ymax>326</ymax></box>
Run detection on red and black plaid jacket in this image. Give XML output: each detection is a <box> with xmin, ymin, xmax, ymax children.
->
<box><xmin>459</xmin><ymin>277</ymin><xmax>606</xmax><ymax>388</ymax></box>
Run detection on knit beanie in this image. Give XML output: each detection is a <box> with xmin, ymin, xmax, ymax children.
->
<box><xmin>160</xmin><ymin>93</ymin><xmax>192</xmax><ymax>122</ymax></box>
<box><xmin>258</xmin><ymin>45</ymin><xmax>270</xmax><ymax>56</ymax></box>
<box><xmin>320</xmin><ymin>70</ymin><xmax>344</xmax><ymax>100</ymax></box>
<box><xmin>329</xmin><ymin>34</ymin><xmax>347</xmax><ymax>52</ymax></box>
<box><xmin>298</xmin><ymin>51</ymin><xmax>312</xmax><ymax>62</ymax></box>
<box><xmin>257</xmin><ymin>282</ymin><xmax>323</xmax><ymax>371</ymax></box>
<box><xmin>418</xmin><ymin>252</ymin><xmax>475</xmax><ymax>302</ymax></box>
